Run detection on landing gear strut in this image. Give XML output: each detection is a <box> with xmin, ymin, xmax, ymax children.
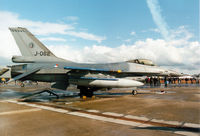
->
<box><xmin>20</xmin><ymin>82</ymin><xmax>24</xmax><ymax>87</ymax></box>
<box><xmin>78</xmin><ymin>86</ymin><xmax>94</xmax><ymax>98</ymax></box>
<box><xmin>132</xmin><ymin>90</ymin><xmax>137</xmax><ymax>95</ymax></box>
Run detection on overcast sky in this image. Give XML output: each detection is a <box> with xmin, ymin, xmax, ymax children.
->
<box><xmin>0</xmin><ymin>0</ymin><xmax>199</xmax><ymax>74</ymax></box>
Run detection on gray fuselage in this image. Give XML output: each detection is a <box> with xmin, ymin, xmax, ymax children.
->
<box><xmin>11</xmin><ymin>60</ymin><xmax>178</xmax><ymax>83</ymax></box>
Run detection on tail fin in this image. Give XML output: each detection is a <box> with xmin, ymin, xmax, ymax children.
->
<box><xmin>9</xmin><ymin>27</ymin><xmax>56</xmax><ymax>57</ymax></box>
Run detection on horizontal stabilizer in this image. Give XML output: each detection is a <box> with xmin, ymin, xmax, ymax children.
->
<box><xmin>8</xmin><ymin>67</ymin><xmax>40</xmax><ymax>82</ymax></box>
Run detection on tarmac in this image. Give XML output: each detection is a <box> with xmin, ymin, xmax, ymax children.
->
<box><xmin>0</xmin><ymin>83</ymin><xmax>199</xmax><ymax>136</ymax></box>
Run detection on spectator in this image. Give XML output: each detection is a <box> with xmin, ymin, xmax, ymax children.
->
<box><xmin>185</xmin><ymin>78</ymin><xmax>188</xmax><ymax>84</ymax></box>
<box><xmin>150</xmin><ymin>77</ymin><xmax>153</xmax><ymax>87</ymax></box>
<box><xmin>164</xmin><ymin>77</ymin><xmax>168</xmax><ymax>87</ymax></box>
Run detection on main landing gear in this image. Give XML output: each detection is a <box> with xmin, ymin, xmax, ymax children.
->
<box><xmin>132</xmin><ymin>90</ymin><xmax>138</xmax><ymax>95</ymax></box>
<box><xmin>78</xmin><ymin>86</ymin><xmax>94</xmax><ymax>98</ymax></box>
<box><xmin>20</xmin><ymin>82</ymin><xmax>25</xmax><ymax>87</ymax></box>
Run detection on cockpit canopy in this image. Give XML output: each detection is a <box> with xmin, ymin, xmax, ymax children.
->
<box><xmin>126</xmin><ymin>59</ymin><xmax>156</xmax><ymax>66</ymax></box>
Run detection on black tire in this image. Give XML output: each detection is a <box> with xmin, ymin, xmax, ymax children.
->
<box><xmin>20</xmin><ymin>83</ymin><xmax>24</xmax><ymax>87</ymax></box>
<box><xmin>79</xmin><ymin>88</ymin><xmax>94</xmax><ymax>98</ymax></box>
<box><xmin>86</xmin><ymin>89</ymin><xmax>94</xmax><ymax>97</ymax></box>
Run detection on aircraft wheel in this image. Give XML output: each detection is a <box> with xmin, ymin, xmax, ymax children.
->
<box><xmin>132</xmin><ymin>90</ymin><xmax>137</xmax><ymax>95</ymax></box>
<box><xmin>79</xmin><ymin>89</ymin><xmax>85</xmax><ymax>98</ymax></box>
<box><xmin>87</xmin><ymin>89</ymin><xmax>94</xmax><ymax>97</ymax></box>
<box><xmin>20</xmin><ymin>83</ymin><xmax>24</xmax><ymax>87</ymax></box>
<box><xmin>79</xmin><ymin>87</ymin><xmax>94</xmax><ymax>98</ymax></box>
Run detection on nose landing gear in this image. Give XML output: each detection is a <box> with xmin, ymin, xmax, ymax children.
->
<box><xmin>132</xmin><ymin>90</ymin><xmax>137</xmax><ymax>95</ymax></box>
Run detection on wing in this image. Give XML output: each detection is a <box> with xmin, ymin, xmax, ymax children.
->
<box><xmin>64</xmin><ymin>66</ymin><xmax>161</xmax><ymax>76</ymax></box>
<box><xmin>64</xmin><ymin>66</ymin><xmax>121</xmax><ymax>73</ymax></box>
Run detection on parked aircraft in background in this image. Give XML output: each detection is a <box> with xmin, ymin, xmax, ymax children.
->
<box><xmin>179</xmin><ymin>75</ymin><xmax>193</xmax><ymax>79</ymax></box>
<box><xmin>0</xmin><ymin>67</ymin><xmax>10</xmax><ymax>82</ymax></box>
<box><xmin>0</xmin><ymin>67</ymin><xmax>9</xmax><ymax>76</ymax></box>
<box><xmin>8</xmin><ymin>27</ymin><xmax>181</xmax><ymax>97</ymax></box>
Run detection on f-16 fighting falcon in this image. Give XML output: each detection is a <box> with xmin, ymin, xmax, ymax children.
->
<box><xmin>8</xmin><ymin>27</ymin><xmax>181</xmax><ymax>97</ymax></box>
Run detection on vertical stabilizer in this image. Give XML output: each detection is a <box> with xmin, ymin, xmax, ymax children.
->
<box><xmin>9</xmin><ymin>27</ymin><xmax>56</xmax><ymax>57</ymax></box>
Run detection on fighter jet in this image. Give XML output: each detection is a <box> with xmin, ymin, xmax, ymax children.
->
<box><xmin>0</xmin><ymin>67</ymin><xmax>10</xmax><ymax>76</ymax></box>
<box><xmin>8</xmin><ymin>27</ymin><xmax>181</xmax><ymax>97</ymax></box>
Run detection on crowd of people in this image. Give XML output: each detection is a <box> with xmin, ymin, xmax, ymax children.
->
<box><xmin>145</xmin><ymin>77</ymin><xmax>200</xmax><ymax>87</ymax></box>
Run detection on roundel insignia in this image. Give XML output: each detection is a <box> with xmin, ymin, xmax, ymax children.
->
<box><xmin>54</xmin><ymin>64</ymin><xmax>59</xmax><ymax>68</ymax></box>
<box><xmin>29</xmin><ymin>42</ymin><xmax>34</xmax><ymax>48</ymax></box>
